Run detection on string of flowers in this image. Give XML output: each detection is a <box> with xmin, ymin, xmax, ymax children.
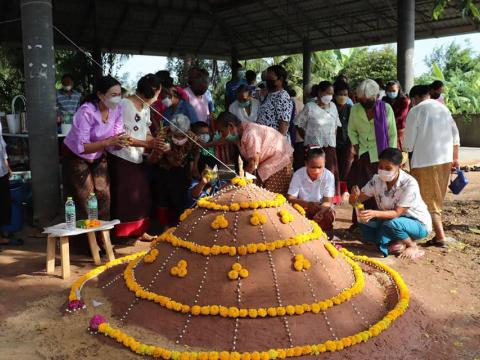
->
<box><xmin>292</xmin><ymin>203</ymin><xmax>306</xmax><ymax>216</ymax></box>
<box><xmin>197</xmin><ymin>193</ymin><xmax>287</xmax><ymax>212</ymax></box>
<box><xmin>231</xmin><ymin>177</ymin><xmax>254</xmax><ymax>187</ymax></box>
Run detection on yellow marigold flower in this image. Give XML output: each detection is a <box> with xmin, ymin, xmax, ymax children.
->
<box><xmin>294</xmin><ymin>305</ymin><xmax>304</xmax><ymax>315</ymax></box>
<box><xmin>247</xmin><ymin>244</ymin><xmax>258</xmax><ymax>253</ymax></box>
<box><xmin>239</xmin><ymin>268</ymin><xmax>249</xmax><ymax>279</ymax></box>
<box><xmin>232</xmin><ymin>262</ymin><xmax>242</xmax><ymax>271</ymax></box>
<box><xmin>260</xmin><ymin>352</ymin><xmax>269</xmax><ymax>360</ymax></box>
<box><xmin>258</xmin><ymin>308</ymin><xmax>267</xmax><ymax>317</ymax></box>
<box><xmin>150</xmin><ymin>248</ymin><xmax>159</xmax><ymax>256</ymax></box>
<box><xmin>241</xmin><ymin>353</ymin><xmax>251</xmax><ymax>360</ymax></box>
<box><xmin>238</xmin><ymin>246</ymin><xmax>247</xmax><ymax>255</ymax></box>
<box><xmin>311</xmin><ymin>303</ymin><xmax>320</xmax><ymax>313</ymax></box>
<box><xmin>248</xmin><ymin>309</ymin><xmax>258</xmax><ymax>318</ymax></box>
<box><xmin>221</xmin><ymin>245</ymin><xmax>230</xmax><ymax>254</ymax></box>
<box><xmin>285</xmin><ymin>349</ymin><xmax>295</xmax><ymax>357</ymax></box>
<box><xmin>191</xmin><ymin>305</ymin><xmax>201</xmax><ymax>316</ymax></box>
<box><xmin>208</xmin><ymin>352</ymin><xmax>219</xmax><ymax>360</ymax></box>
<box><xmin>293</xmin><ymin>203</ymin><xmax>306</xmax><ymax>215</ymax></box>
<box><xmin>228</xmin><ymin>307</ymin><xmax>240</xmax><ymax>318</ymax></box>
<box><xmin>325</xmin><ymin>340</ymin><xmax>336</xmax><ymax>352</ymax></box>
<box><xmin>294</xmin><ymin>254</ymin><xmax>304</xmax><ymax>261</ymax></box>
<box><xmin>219</xmin><ymin>306</ymin><xmax>229</xmax><ymax>317</ymax></box>
<box><xmin>200</xmin><ymin>306</ymin><xmax>210</xmax><ymax>315</ymax></box>
<box><xmin>178</xmin><ymin>260</ymin><xmax>187</xmax><ymax>268</ymax></box>
<box><xmin>239</xmin><ymin>309</ymin><xmax>248</xmax><ymax>318</ymax></box>
<box><xmin>211</xmin><ymin>245</ymin><xmax>221</xmax><ymax>255</ymax></box>
<box><xmin>230</xmin><ymin>203</ymin><xmax>241</xmax><ymax>211</ymax></box>
<box><xmin>229</xmin><ymin>247</ymin><xmax>237</xmax><ymax>256</ymax></box>
<box><xmin>219</xmin><ymin>351</ymin><xmax>230</xmax><ymax>360</ymax></box>
<box><xmin>267</xmin><ymin>307</ymin><xmax>277</xmax><ymax>317</ymax></box>
<box><xmin>276</xmin><ymin>307</ymin><xmax>286</xmax><ymax>316</ymax></box>
<box><xmin>179</xmin><ymin>208</ymin><xmax>193</xmax><ymax>222</ymax></box>
<box><xmin>251</xmin><ymin>352</ymin><xmax>261</xmax><ymax>360</ymax></box>
<box><xmin>293</xmin><ymin>347</ymin><xmax>303</xmax><ymax>357</ymax></box>
<box><xmin>240</xmin><ymin>201</ymin><xmax>250</xmax><ymax>209</ymax></box>
<box><xmin>211</xmin><ymin>215</ymin><xmax>229</xmax><ymax>230</ymax></box>
<box><xmin>144</xmin><ymin>254</ymin><xmax>154</xmax><ymax>263</ymax></box>
<box><xmin>257</xmin><ymin>243</ymin><xmax>267</xmax><ymax>252</ymax></box>
<box><xmin>293</xmin><ymin>261</ymin><xmax>304</xmax><ymax>271</ymax></box>
<box><xmin>210</xmin><ymin>305</ymin><xmax>219</xmax><ymax>315</ymax></box>
<box><xmin>228</xmin><ymin>270</ymin><xmax>239</xmax><ymax>280</ymax></box>
<box><xmin>170</xmin><ymin>266</ymin><xmax>179</xmax><ymax>276</ymax></box>
<box><xmin>181</xmin><ymin>304</ymin><xmax>190</xmax><ymax>313</ymax></box>
<box><xmin>285</xmin><ymin>305</ymin><xmax>295</xmax><ymax>315</ymax></box>
<box><xmin>303</xmin><ymin>259</ymin><xmax>312</xmax><ymax>270</ymax></box>
<box><xmin>250</xmin><ymin>216</ymin><xmax>260</xmax><ymax>226</ymax></box>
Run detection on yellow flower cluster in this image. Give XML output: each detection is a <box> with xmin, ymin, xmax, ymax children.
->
<box><xmin>143</xmin><ymin>248</ymin><xmax>160</xmax><ymax>264</ymax></box>
<box><xmin>228</xmin><ymin>262</ymin><xmax>249</xmax><ymax>280</ymax></box>
<box><xmin>293</xmin><ymin>254</ymin><xmax>311</xmax><ymax>271</ymax></box>
<box><xmin>170</xmin><ymin>259</ymin><xmax>188</xmax><ymax>278</ymax></box>
<box><xmin>211</xmin><ymin>215</ymin><xmax>229</xmax><ymax>230</ymax></box>
<box><xmin>231</xmin><ymin>177</ymin><xmax>254</xmax><ymax>187</ymax></box>
<box><xmin>123</xmin><ymin>249</ymin><xmax>364</xmax><ymax>319</ymax></box>
<box><xmin>250</xmin><ymin>211</ymin><xmax>267</xmax><ymax>226</ymax></box>
<box><xmin>179</xmin><ymin>208</ymin><xmax>194</xmax><ymax>222</ymax></box>
<box><xmin>68</xmin><ymin>251</ymin><xmax>147</xmax><ymax>302</ymax></box>
<box><xmin>292</xmin><ymin>203</ymin><xmax>306</xmax><ymax>216</ymax></box>
<box><xmin>278</xmin><ymin>209</ymin><xmax>294</xmax><ymax>224</ymax></box>
<box><xmin>324</xmin><ymin>242</ymin><xmax>339</xmax><ymax>259</ymax></box>
<box><xmin>149</xmin><ymin>221</ymin><xmax>324</xmax><ymax>257</ymax></box>
<box><xmin>197</xmin><ymin>194</ymin><xmax>287</xmax><ymax>212</ymax></box>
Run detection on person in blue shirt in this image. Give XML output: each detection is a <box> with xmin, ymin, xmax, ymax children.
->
<box><xmin>161</xmin><ymin>85</ymin><xmax>199</xmax><ymax>124</ymax></box>
<box><xmin>225</xmin><ymin>62</ymin><xmax>247</xmax><ymax>109</ymax></box>
<box><xmin>187</xmin><ymin>167</ymin><xmax>226</xmax><ymax>207</ymax></box>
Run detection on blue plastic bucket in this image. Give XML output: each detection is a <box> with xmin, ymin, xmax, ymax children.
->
<box><xmin>1</xmin><ymin>180</ymin><xmax>27</xmax><ymax>233</ymax></box>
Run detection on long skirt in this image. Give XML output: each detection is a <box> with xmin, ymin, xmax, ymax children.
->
<box><xmin>108</xmin><ymin>154</ymin><xmax>151</xmax><ymax>237</ymax></box>
<box><xmin>347</xmin><ymin>153</ymin><xmax>379</xmax><ymax>223</ymax></box>
<box><xmin>0</xmin><ymin>174</ymin><xmax>11</xmax><ymax>226</ymax></box>
<box><xmin>153</xmin><ymin>166</ymin><xmax>191</xmax><ymax>226</ymax></box>
<box><xmin>262</xmin><ymin>164</ymin><xmax>293</xmax><ymax>195</ymax></box>
<box><xmin>62</xmin><ymin>144</ymin><xmax>110</xmax><ymax>220</ymax></box>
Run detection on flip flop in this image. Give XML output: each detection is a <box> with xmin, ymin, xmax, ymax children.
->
<box><xmin>426</xmin><ymin>236</ymin><xmax>457</xmax><ymax>248</ymax></box>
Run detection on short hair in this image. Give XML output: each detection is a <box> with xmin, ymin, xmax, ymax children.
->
<box><xmin>429</xmin><ymin>80</ymin><xmax>444</xmax><ymax>90</ymax></box>
<box><xmin>235</xmin><ymin>84</ymin><xmax>251</xmax><ymax>97</ymax></box>
<box><xmin>136</xmin><ymin>73</ymin><xmax>161</xmax><ymax>99</ymax></box>
<box><xmin>169</xmin><ymin>114</ymin><xmax>191</xmax><ymax>133</ymax></box>
<box><xmin>245</xmin><ymin>70</ymin><xmax>256</xmax><ymax>83</ymax></box>
<box><xmin>356</xmin><ymin>79</ymin><xmax>380</xmax><ymax>99</ymax></box>
<box><xmin>62</xmin><ymin>74</ymin><xmax>73</xmax><ymax>81</ymax></box>
<box><xmin>305</xmin><ymin>147</ymin><xmax>326</xmax><ymax>161</ymax></box>
<box><xmin>190</xmin><ymin>121</ymin><xmax>209</xmax><ymax>134</ymax></box>
<box><xmin>231</xmin><ymin>62</ymin><xmax>242</xmax><ymax>71</ymax></box>
<box><xmin>267</xmin><ymin>65</ymin><xmax>288</xmax><ymax>87</ymax></box>
<box><xmin>334</xmin><ymin>80</ymin><xmax>349</xmax><ymax>94</ymax></box>
<box><xmin>216</xmin><ymin>111</ymin><xmax>242</xmax><ymax>129</ymax></box>
<box><xmin>379</xmin><ymin>147</ymin><xmax>403</xmax><ymax>166</ymax></box>
<box><xmin>409</xmin><ymin>85</ymin><xmax>430</xmax><ymax>98</ymax></box>
<box><xmin>318</xmin><ymin>80</ymin><xmax>333</xmax><ymax>93</ymax></box>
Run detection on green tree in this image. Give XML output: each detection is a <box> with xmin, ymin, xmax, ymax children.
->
<box><xmin>432</xmin><ymin>0</ymin><xmax>480</xmax><ymax>21</ymax></box>
<box><xmin>0</xmin><ymin>46</ymin><xmax>24</xmax><ymax>113</ymax></box>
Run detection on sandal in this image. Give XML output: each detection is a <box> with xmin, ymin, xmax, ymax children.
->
<box><xmin>426</xmin><ymin>236</ymin><xmax>457</xmax><ymax>248</ymax></box>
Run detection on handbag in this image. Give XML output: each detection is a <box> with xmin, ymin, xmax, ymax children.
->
<box><xmin>449</xmin><ymin>168</ymin><xmax>468</xmax><ymax>195</ymax></box>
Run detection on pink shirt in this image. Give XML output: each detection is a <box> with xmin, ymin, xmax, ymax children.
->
<box><xmin>185</xmin><ymin>87</ymin><xmax>210</xmax><ymax>124</ymax></box>
<box><xmin>64</xmin><ymin>102</ymin><xmax>123</xmax><ymax>161</ymax></box>
<box><xmin>239</xmin><ymin>122</ymin><xmax>293</xmax><ymax>181</ymax></box>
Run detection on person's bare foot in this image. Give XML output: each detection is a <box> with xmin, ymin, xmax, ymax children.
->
<box><xmin>399</xmin><ymin>246</ymin><xmax>425</xmax><ymax>260</ymax></box>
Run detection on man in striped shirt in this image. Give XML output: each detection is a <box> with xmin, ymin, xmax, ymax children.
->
<box><xmin>56</xmin><ymin>74</ymin><xmax>81</xmax><ymax>121</ymax></box>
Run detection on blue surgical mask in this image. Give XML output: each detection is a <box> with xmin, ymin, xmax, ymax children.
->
<box><xmin>386</xmin><ymin>91</ymin><xmax>398</xmax><ymax>99</ymax></box>
<box><xmin>238</xmin><ymin>100</ymin><xmax>251</xmax><ymax>108</ymax></box>
<box><xmin>199</xmin><ymin>134</ymin><xmax>210</xmax><ymax>143</ymax></box>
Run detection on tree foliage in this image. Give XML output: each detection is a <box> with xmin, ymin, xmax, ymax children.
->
<box><xmin>432</xmin><ymin>0</ymin><xmax>480</xmax><ymax>21</ymax></box>
<box><xmin>0</xmin><ymin>46</ymin><xmax>24</xmax><ymax>113</ymax></box>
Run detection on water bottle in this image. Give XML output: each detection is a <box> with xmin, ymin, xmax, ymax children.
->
<box><xmin>87</xmin><ymin>193</ymin><xmax>98</xmax><ymax>220</ymax></box>
<box><xmin>65</xmin><ymin>197</ymin><xmax>76</xmax><ymax>229</ymax></box>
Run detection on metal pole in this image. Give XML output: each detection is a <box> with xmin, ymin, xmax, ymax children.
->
<box><xmin>20</xmin><ymin>0</ymin><xmax>60</xmax><ymax>224</ymax></box>
<box><xmin>302</xmin><ymin>37</ymin><xmax>311</xmax><ymax>103</ymax></box>
<box><xmin>397</xmin><ymin>0</ymin><xmax>415</xmax><ymax>93</ymax></box>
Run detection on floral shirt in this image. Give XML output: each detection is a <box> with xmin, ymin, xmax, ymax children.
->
<box><xmin>158</xmin><ymin>131</ymin><xmax>199</xmax><ymax>170</ymax></box>
<box><xmin>362</xmin><ymin>170</ymin><xmax>432</xmax><ymax>231</ymax></box>
<box><xmin>257</xmin><ymin>90</ymin><xmax>293</xmax><ymax>130</ymax></box>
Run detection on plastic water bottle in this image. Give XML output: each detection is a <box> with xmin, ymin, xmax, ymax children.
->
<box><xmin>65</xmin><ymin>197</ymin><xmax>76</xmax><ymax>229</ymax></box>
<box><xmin>87</xmin><ymin>193</ymin><xmax>98</xmax><ymax>220</ymax></box>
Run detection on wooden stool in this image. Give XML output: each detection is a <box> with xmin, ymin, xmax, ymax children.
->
<box><xmin>44</xmin><ymin>220</ymin><xmax>119</xmax><ymax>280</ymax></box>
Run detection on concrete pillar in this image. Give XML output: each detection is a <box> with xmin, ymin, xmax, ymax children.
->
<box><xmin>20</xmin><ymin>0</ymin><xmax>60</xmax><ymax>224</ymax></box>
<box><xmin>302</xmin><ymin>38</ymin><xmax>311</xmax><ymax>103</ymax></box>
<box><xmin>397</xmin><ymin>0</ymin><xmax>415</xmax><ymax>93</ymax></box>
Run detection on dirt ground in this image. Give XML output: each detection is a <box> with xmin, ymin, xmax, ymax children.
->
<box><xmin>0</xmin><ymin>172</ymin><xmax>479</xmax><ymax>360</ymax></box>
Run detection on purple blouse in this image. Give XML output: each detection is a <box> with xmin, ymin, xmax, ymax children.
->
<box><xmin>64</xmin><ymin>102</ymin><xmax>124</xmax><ymax>161</ymax></box>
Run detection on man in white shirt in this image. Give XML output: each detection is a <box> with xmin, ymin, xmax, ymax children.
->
<box><xmin>403</xmin><ymin>84</ymin><xmax>460</xmax><ymax>248</ymax></box>
<box><xmin>287</xmin><ymin>147</ymin><xmax>336</xmax><ymax>238</ymax></box>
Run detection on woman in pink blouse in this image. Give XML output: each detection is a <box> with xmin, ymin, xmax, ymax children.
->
<box><xmin>216</xmin><ymin>112</ymin><xmax>294</xmax><ymax>195</ymax></box>
<box><xmin>63</xmin><ymin>75</ymin><xmax>128</xmax><ymax>222</ymax></box>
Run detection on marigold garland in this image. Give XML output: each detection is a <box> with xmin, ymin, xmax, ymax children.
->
<box><xmin>93</xmin><ymin>249</ymin><xmax>410</xmax><ymax>359</ymax></box>
<box><xmin>250</xmin><ymin>211</ymin><xmax>267</xmax><ymax>226</ymax></box>
<box><xmin>148</xmin><ymin>221</ymin><xmax>325</xmax><ymax>257</ymax></box>
<box><xmin>231</xmin><ymin>177</ymin><xmax>254</xmax><ymax>187</ymax></box>
<box><xmin>179</xmin><ymin>208</ymin><xmax>194</xmax><ymax>222</ymax></box>
<box><xmin>211</xmin><ymin>215</ymin><xmax>229</xmax><ymax>229</ymax></box>
<box><xmin>143</xmin><ymin>248</ymin><xmax>159</xmax><ymax>264</ymax></box>
<box><xmin>324</xmin><ymin>242</ymin><xmax>339</xmax><ymax>259</ymax></box>
<box><xmin>197</xmin><ymin>194</ymin><xmax>286</xmax><ymax>212</ymax></box>
<box><xmin>292</xmin><ymin>203</ymin><xmax>306</xmax><ymax>216</ymax></box>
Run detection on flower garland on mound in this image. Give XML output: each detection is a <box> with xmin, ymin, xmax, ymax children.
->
<box><xmin>197</xmin><ymin>193</ymin><xmax>287</xmax><ymax>213</ymax></box>
<box><xmin>85</xmin><ymin>249</ymin><xmax>409</xmax><ymax>359</ymax></box>
<box><xmin>148</xmin><ymin>221</ymin><xmax>325</xmax><ymax>257</ymax></box>
<box><xmin>122</xmin><ymin>252</ymin><xmax>364</xmax><ymax>319</ymax></box>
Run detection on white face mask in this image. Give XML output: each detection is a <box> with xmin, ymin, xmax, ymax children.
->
<box><xmin>172</xmin><ymin>137</ymin><xmax>188</xmax><ymax>146</ymax></box>
<box><xmin>102</xmin><ymin>95</ymin><xmax>121</xmax><ymax>110</ymax></box>
<box><xmin>63</xmin><ymin>85</ymin><xmax>72</xmax><ymax>92</ymax></box>
<box><xmin>320</xmin><ymin>95</ymin><xmax>333</xmax><ymax>104</ymax></box>
<box><xmin>162</xmin><ymin>97</ymin><xmax>173</xmax><ymax>108</ymax></box>
<box><xmin>378</xmin><ymin>169</ymin><xmax>398</xmax><ymax>182</ymax></box>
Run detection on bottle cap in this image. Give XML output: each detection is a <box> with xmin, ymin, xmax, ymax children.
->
<box><xmin>89</xmin><ymin>192</ymin><xmax>95</xmax><ymax>196</ymax></box>
<box><xmin>67</xmin><ymin>196</ymin><xmax>73</xmax><ymax>200</ymax></box>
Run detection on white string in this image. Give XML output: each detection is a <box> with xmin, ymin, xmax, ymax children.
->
<box><xmin>53</xmin><ymin>25</ymin><xmax>238</xmax><ymax>175</ymax></box>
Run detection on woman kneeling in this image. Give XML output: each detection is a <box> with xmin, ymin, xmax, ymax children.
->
<box><xmin>349</xmin><ymin>148</ymin><xmax>431</xmax><ymax>259</ymax></box>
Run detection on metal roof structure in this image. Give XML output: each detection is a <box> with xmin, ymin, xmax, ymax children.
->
<box><xmin>1</xmin><ymin>0</ymin><xmax>479</xmax><ymax>59</ymax></box>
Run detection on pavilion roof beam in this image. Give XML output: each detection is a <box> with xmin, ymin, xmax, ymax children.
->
<box><xmin>259</xmin><ymin>1</ymin><xmax>304</xmax><ymax>42</ymax></box>
<box><xmin>139</xmin><ymin>9</ymin><xmax>163</xmax><ymax>54</ymax></box>
<box><xmin>79</xmin><ymin>0</ymin><xmax>95</xmax><ymax>41</ymax></box>
<box><xmin>169</xmin><ymin>13</ymin><xmax>193</xmax><ymax>55</ymax></box>
<box><xmin>108</xmin><ymin>4</ymin><xmax>130</xmax><ymax>51</ymax></box>
<box><xmin>195</xmin><ymin>22</ymin><xmax>217</xmax><ymax>55</ymax></box>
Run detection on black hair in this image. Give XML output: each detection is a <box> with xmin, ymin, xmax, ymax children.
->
<box><xmin>62</xmin><ymin>73</ymin><xmax>73</xmax><ymax>81</ymax></box>
<box><xmin>232</xmin><ymin>62</ymin><xmax>242</xmax><ymax>71</ymax></box>
<box><xmin>82</xmin><ymin>75</ymin><xmax>121</xmax><ymax>105</ymax></box>
<box><xmin>334</xmin><ymin>80</ymin><xmax>349</xmax><ymax>94</ymax></box>
<box><xmin>409</xmin><ymin>85</ymin><xmax>430</xmax><ymax>98</ymax></box>
<box><xmin>191</xmin><ymin>121</ymin><xmax>209</xmax><ymax>133</ymax></box>
<box><xmin>267</xmin><ymin>65</ymin><xmax>288</xmax><ymax>88</ymax></box>
<box><xmin>386</xmin><ymin>80</ymin><xmax>404</xmax><ymax>96</ymax></box>
<box><xmin>245</xmin><ymin>70</ymin><xmax>256</xmax><ymax>83</ymax></box>
<box><xmin>310</xmin><ymin>84</ymin><xmax>319</xmax><ymax>98</ymax></box>
<box><xmin>318</xmin><ymin>80</ymin><xmax>333</xmax><ymax>94</ymax></box>
<box><xmin>235</xmin><ymin>84</ymin><xmax>252</xmax><ymax>97</ymax></box>
<box><xmin>305</xmin><ymin>147</ymin><xmax>326</xmax><ymax>161</ymax></box>
<box><xmin>379</xmin><ymin>147</ymin><xmax>403</xmax><ymax>166</ymax></box>
<box><xmin>375</xmin><ymin>78</ymin><xmax>385</xmax><ymax>88</ymax></box>
<box><xmin>136</xmin><ymin>73</ymin><xmax>161</xmax><ymax>99</ymax></box>
<box><xmin>155</xmin><ymin>70</ymin><xmax>173</xmax><ymax>88</ymax></box>
<box><xmin>429</xmin><ymin>80</ymin><xmax>444</xmax><ymax>90</ymax></box>
<box><xmin>216</xmin><ymin>111</ymin><xmax>241</xmax><ymax>129</ymax></box>
<box><xmin>287</xmin><ymin>88</ymin><xmax>297</xmax><ymax>98</ymax></box>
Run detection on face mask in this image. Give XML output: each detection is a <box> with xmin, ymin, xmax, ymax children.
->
<box><xmin>320</xmin><ymin>95</ymin><xmax>333</xmax><ymax>104</ymax></box>
<box><xmin>227</xmin><ymin>133</ymin><xmax>239</xmax><ymax>142</ymax></box>
<box><xmin>162</xmin><ymin>97</ymin><xmax>172</xmax><ymax>108</ymax></box>
<box><xmin>335</xmin><ymin>95</ymin><xmax>348</xmax><ymax>105</ymax></box>
<box><xmin>63</xmin><ymin>85</ymin><xmax>72</xmax><ymax>92</ymax></box>
<box><xmin>199</xmin><ymin>134</ymin><xmax>210</xmax><ymax>143</ymax></box>
<box><xmin>172</xmin><ymin>137</ymin><xmax>188</xmax><ymax>146</ymax></box>
<box><xmin>386</xmin><ymin>91</ymin><xmax>398</xmax><ymax>99</ymax></box>
<box><xmin>102</xmin><ymin>95</ymin><xmax>121</xmax><ymax>110</ymax></box>
<box><xmin>266</xmin><ymin>79</ymin><xmax>277</xmax><ymax>92</ymax></box>
<box><xmin>238</xmin><ymin>100</ymin><xmax>251</xmax><ymax>108</ymax></box>
<box><xmin>361</xmin><ymin>99</ymin><xmax>376</xmax><ymax>110</ymax></box>
<box><xmin>378</xmin><ymin>169</ymin><xmax>398</xmax><ymax>182</ymax></box>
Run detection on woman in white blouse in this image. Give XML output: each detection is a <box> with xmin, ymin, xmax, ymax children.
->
<box><xmin>108</xmin><ymin>74</ymin><xmax>161</xmax><ymax>238</ymax></box>
<box><xmin>295</xmin><ymin>81</ymin><xmax>341</xmax><ymax>200</ymax></box>
<box><xmin>228</xmin><ymin>84</ymin><xmax>260</xmax><ymax>123</ymax></box>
